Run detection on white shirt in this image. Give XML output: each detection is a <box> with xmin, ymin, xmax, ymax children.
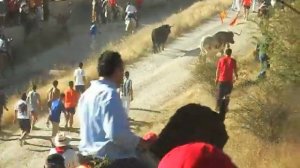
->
<box><xmin>49</xmin><ymin>148</ymin><xmax>79</xmax><ymax>168</ymax></box>
<box><xmin>74</xmin><ymin>68</ymin><xmax>85</xmax><ymax>86</ymax></box>
<box><xmin>26</xmin><ymin>90</ymin><xmax>40</xmax><ymax>111</ymax></box>
<box><xmin>125</xmin><ymin>5</ymin><xmax>137</xmax><ymax>14</ymax></box>
<box><xmin>15</xmin><ymin>100</ymin><xmax>30</xmax><ymax>119</ymax></box>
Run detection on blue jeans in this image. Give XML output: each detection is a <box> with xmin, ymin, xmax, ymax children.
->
<box><xmin>258</xmin><ymin>53</ymin><xmax>268</xmax><ymax>78</ymax></box>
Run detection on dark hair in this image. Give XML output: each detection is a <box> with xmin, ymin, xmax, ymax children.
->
<box><xmin>21</xmin><ymin>93</ymin><xmax>27</xmax><ymax>101</ymax></box>
<box><xmin>79</xmin><ymin>62</ymin><xmax>83</xmax><ymax>68</ymax></box>
<box><xmin>60</xmin><ymin>93</ymin><xmax>65</xmax><ymax>98</ymax></box>
<box><xmin>53</xmin><ymin>80</ymin><xmax>58</xmax><ymax>87</ymax></box>
<box><xmin>98</xmin><ymin>51</ymin><xmax>123</xmax><ymax>77</ymax></box>
<box><xmin>150</xmin><ymin>103</ymin><xmax>228</xmax><ymax>159</ymax></box>
<box><xmin>32</xmin><ymin>84</ymin><xmax>37</xmax><ymax>91</ymax></box>
<box><xmin>68</xmin><ymin>81</ymin><xmax>74</xmax><ymax>87</ymax></box>
<box><xmin>125</xmin><ymin>71</ymin><xmax>129</xmax><ymax>75</ymax></box>
<box><xmin>45</xmin><ymin>154</ymin><xmax>65</xmax><ymax>168</ymax></box>
<box><xmin>225</xmin><ymin>48</ymin><xmax>232</xmax><ymax>56</ymax></box>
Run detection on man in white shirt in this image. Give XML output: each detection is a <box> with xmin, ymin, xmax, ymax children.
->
<box><xmin>14</xmin><ymin>93</ymin><xmax>30</xmax><ymax>146</ymax></box>
<box><xmin>74</xmin><ymin>62</ymin><xmax>86</xmax><ymax>93</ymax></box>
<box><xmin>121</xmin><ymin>71</ymin><xmax>133</xmax><ymax>115</ymax></box>
<box><xmin>125</xmin><ymin>2</ymin><xmax>137</xmax><ymax>21</ymax></box>
<box><xmin>49</xmin><ymin>132</ymin><xmax>79</xmax><ymax>168</ymax></box>
<box><xmin>26</xmin><ymin>84</ymin><xmax>41</xmax><ymax>130</ymax></box>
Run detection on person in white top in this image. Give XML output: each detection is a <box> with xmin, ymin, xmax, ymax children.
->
<box><xmin>74</xmin><ymin>62</ymin><xmax>86</xmax><ymax>93</ymax></box>
<box><xmin>125</xmin><ymin>2</ymin><xmax>137</xmax><ymax>21</ymax></box>
<box><xmin>14</xmin><ymin>93</ymin><xmax>30</xmax><ymax>146</ymax></box>
<box><xmin>121</xmin><ymin>71</ymin><xmax>133</xmax><ymax>115</ymax></box>
<box><xmin>49</xmin><ymin>132</ymin><xmax>79</xmax><ymax>168</ymax></box>
<box><xmin>26</xmin><ymin>84</ymin><xmax>41</xmax><ymax>130</ymax></box>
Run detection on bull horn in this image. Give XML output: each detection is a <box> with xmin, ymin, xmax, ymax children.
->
<box><xmin>233</xmin><ymin>30</ymin><xmax>242</xmax><ymax>36</ymax></box>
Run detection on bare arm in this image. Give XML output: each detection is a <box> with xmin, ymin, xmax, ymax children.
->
<box><xmin>234</xmin><ymin>64</ymin><xmax>238</xmax><ymax>81</ymax></box>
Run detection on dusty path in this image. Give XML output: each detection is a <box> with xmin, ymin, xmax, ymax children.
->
<box><xmin>0</xmin><ymin>11</ymin><xmax>258</xmax><ymax>167</ymax></box>
<box><xmin>1</xmin><ymin>0</ymin><xmax>195</xmax><ymax>94</ymax></box>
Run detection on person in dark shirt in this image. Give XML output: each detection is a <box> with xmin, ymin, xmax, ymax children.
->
<box><xmin>0</xmin><ymin>85</ymin><xmax>8</xmax><ymax>131</ymax></box>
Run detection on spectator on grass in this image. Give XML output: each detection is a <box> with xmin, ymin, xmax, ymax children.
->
<box><xmin>26</xmin><ymin>84</ymin><xmax>41</xmax><ymax>130</ymax></box>
<box><xmin>48</xmin><ymin>80</ymin><xmax>61</xmax><ymax>108</ymax></box>
<box><xmin>45</xmin><ymin>153</ymin><xmax>66</xmax><ymax>168</ymax></box>
<box><xmin>14</xmin><ymin>93</ymin><xmax>30</xmax><ymax>146</ymax></box>
<box><xmin>47</xmin><ymin>93</ymin><xmax>66</xmax><ymax>138</ymax></box>
<box><xmin>78</xmin><ymin>50</ymin><xmax>151</xmax><ymax>160</ymax></box>
<box><xmin>64</xmin><ymin>81</ymin><xmax>79</xmax><ymax>129</ymax></box>
<box><xmin>0</xmin><ymin>85</ymin><xmax>8</xmax><ymax>131</ymax></box>
<box><xmin>49</xmin><ymin>132</ymin><xmax>79</xmax><ymax>168</ymax></box>
<box><xmin>256</xmin><ymin>36</ymin><xmax>270</xmax><ymax>78</ymax></box>
<box><xmin>74</xmin><ymin>62</ymin><xmax>86</xmax><ymax>94</ymax></box>
<box><xmin>121</xmin><ymin>71</ymin><xmax>133</xmax><ymax>115</ymax></box>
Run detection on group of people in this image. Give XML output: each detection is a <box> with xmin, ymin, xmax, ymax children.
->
<box><xmin>231</xmin><ymin>0</ymin><xmax>268</xmax><ymax>20</ymax></box>
<box><xmin>42</xmin><ymin>50</ymin><xmax>238</xmax><ymax>168</ymax></box>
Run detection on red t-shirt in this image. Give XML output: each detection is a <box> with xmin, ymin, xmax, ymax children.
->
<box><xmin>217</xmin><ymin>56</ymin><xmax>236</xmax><ymax>83</ymax></box>
<box><xmin>64</xmin><ymin>88</ymin><xmax>79</xmax><ymax>108</ymax></box>
<box><xmin>243</xmin><ymin>0</ymin><xmax>252</xmax><ymax>6</ymax></box>
<box><xmin>108</xmin><ymin>0</ymin><xmax>117</xmax><ymax>7</ymax></box>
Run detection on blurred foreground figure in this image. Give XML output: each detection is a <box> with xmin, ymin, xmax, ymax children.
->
<box><xmin>158</xmin><ymin>142</ymin><xmax>237</xmax><ymax>168</ymax></box>
<box><xmin>45</xmin><ymin>154</ymin><xmax>66</xmax><ymax>168</ymax></box>
<box><xmin>78</xmin><ymin>51</ymin><xmax>150</xmax><ymax>160</ymax></box>
<box><xmin>0</xmin><ymin>85</ymin><xmax>8</xmax><ymax>131</ymax></box>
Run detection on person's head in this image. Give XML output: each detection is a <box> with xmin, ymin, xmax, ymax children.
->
<box><xmin>60</xmin><ymin>93</ymin><xmax>65</xmax><ymax>101</ymax></box>
<box><xmin>150</xmin><ymin>103</ymin><xmax>228</xmax><ymax>159</ymax></box>
<box><xmin>79</xmin><ymin>62</ymin><xmax>83</xmax><ymax>69</ymax></box>
<box><xmin>44</xmin><ymin>154</ymin><xmax>65</xmax><ymax>168</ymax></box>
<box><xmin>54</xmin><ymin>132</ymin><xmax>71</xmax><ymax>147</ymax></box>
<box><xmin>68</xmin><ymin>81</ymin><xmax>74</xmax><ymax>88</ymax></box>
<box><xmin>125</xmin><ymin>71</ymin><xmax>130</xmax><ymax>79</ymax></box>
<box><xmin>21</xmin><ymin>93</ymin><xmax>27</xmax><ymax>101</ymax></box>
<box><xmin>32</xmin><ymin>84</ymin><xmax>37</xmax><ymax>91</ymax></box>
<box><xmin>53</xmin><ymin>80</ymin><xmax>59</xmax><ymax>88</ymax></box>
<box><xmin>127</xmin><ymin>2</ymin><xmax>131</xmax><ymax>5</ymax></box>
<box><xmin>225</xmin><ymin>48</ymin><xmax>232</xmax><ymax>56</ymax></box>
<box><xmin>98</xmin><ymin>51</ymin><xmax>124</xmax><ymax>87</ymax></box>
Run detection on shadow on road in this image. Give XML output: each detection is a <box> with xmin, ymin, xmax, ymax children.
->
<box><xmin>130</xmin><ymin>108</ymin><xmax>161</xmax><ymax>113</ymax></box>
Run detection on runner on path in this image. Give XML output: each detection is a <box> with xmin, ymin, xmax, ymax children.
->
<box><xmin>48</xmin><ymin>80</ymin><xmax>61</xmax><ymax>109</ymax></box>
<box><xmin>121</xmin><ymin>71</ymin><xmax>133</xmax><ymax>115</ymax></box>
<box><xmin>26</xmin><ymin>84</ymin><xmax>41</xmax><ymax>130</ymax></box>
<box><xmin>64</xmin><ymin>81</ymin><xmax>79</xmax><ymax>129</ymax></box>
<box><xmin>74</xmin><ymin>62</ymin><xmax>86</xmax><ymax>94</ymax></box>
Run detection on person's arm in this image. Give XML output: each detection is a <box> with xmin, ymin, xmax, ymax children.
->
<box><xmin>82</xmin><ymin>70</ymin><xmax>86</xmax><ymax>84</ymax></box>
<box><xmin>130</xmin><ymin>80</ymin><xmax>133</xmax><ymax>101</ymax></box>
<box><xmin>215</xmin><ymin>60</ymin><xmax>220</xmax><ymax>85</ymax></box>
<box><xmin>234</xmin><ymin>60</ymin><xmax>238</xmax><ymax>81</ymax></box>
<box><xmin>102</xmin><ymin>91</ymin><xmax>141</xmax><ymax>151</ymax></box>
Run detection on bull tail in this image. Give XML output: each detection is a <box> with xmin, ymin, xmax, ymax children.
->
<box><xmin>233</xmin><ymin>30</ymin><xmax>242</xmax><ymax>36</ymax></box>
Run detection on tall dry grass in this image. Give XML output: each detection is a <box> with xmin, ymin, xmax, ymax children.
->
<box><xmin>3</xmin><ymin>0</ymin><xmax>232</xmax><ymax>125</ymax></box>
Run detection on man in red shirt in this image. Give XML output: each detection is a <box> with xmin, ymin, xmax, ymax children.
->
<box><xmin>215</xmin><ymin>48</ymin><xmax>238</xmax><ymax>113</ymax></box>
<box><xmin>64</xmin><ymin>81</ymin><xmax>79</xmax><ymax>129</ymax></box>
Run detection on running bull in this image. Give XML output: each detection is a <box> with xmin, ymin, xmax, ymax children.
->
<box><xmin>199</xmin><ymin>30</ymin><xmax>242</xmax><ymax>57</ymax></box>
<box><xmin>152</xmin><ymin>24</ymin><xmax>172</xmax><ymax>53</ymax></box>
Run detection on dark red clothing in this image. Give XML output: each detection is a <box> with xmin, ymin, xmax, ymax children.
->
<box><xmin>158</xmin><ymin>142</ymin><xmax>236</xmax><ymax>168</ymax></box>
<box><xmin>135</xmin><ymin>0</ymin><xmax>143</xmax><ymax>9</ymax></box>
<box><xmin>7</xmin><ymin>0</ymin><xmax>19</xmax><ymax>13</ymax></box>
<box><xmin>243</xmin><ymin>0</ymin><xmax>252</xmax><ymax>7</ymax></box>
<box><xmin>217</xmin><ymin>56</ymin><xmax>237</xmax><ymax>83</ymax></box>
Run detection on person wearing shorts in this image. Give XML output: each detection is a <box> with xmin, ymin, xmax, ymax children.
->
<box><xmin>14</xmin><ymin>93</ymin><xmax>30</xmax><ymax>146</ymax></box>
<box><xmin>48</xmin><ymin>80</ymin><xmax>61</xmax><ymax>109</ymax></box>
<box><xmin>47</xmin><ymin>93</ymin><xmax>65</xmax><ymax>138</ymax></box>
<box><xmin>243</xmin><ymin>0</ymin><xmax>252</xmax><ymax>20</ymax></box>
<box><xmin>215</xmin><ymin>48</ymin><xmax>238</xmax><ymax>113</ymax></box>
<box><xmin>74</xmin><ymin>62</ymin><xmax>86</xmax><ymax>94</ymax></box>
<box><xmin>64</xmin><ymin>81</ymin><xmax>79</xmax><ymax>129</ymax></box>
<box><xmin>26</xmin><ymin>84</ymin><xmax>41</xmax><ymax>130</ymax></box>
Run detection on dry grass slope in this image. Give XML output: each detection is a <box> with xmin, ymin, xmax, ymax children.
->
<box><xmin>3</xmin><ymin>0</ymin><xmax>232</xmax><ymax>125</ymax></box>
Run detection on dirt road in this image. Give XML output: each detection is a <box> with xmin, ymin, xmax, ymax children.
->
<box><xmin>0</xmin><ymin>10</ymin><xmax>258</xmax><ymax>167</ymax></box>
<box><xmin>1</xmin><ymin>0</ymin><xmax>196</xmax><ymax>94</ymax></box>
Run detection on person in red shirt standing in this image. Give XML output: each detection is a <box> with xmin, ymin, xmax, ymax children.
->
<box><xmin>64</xmin><ymin>81</ymin><xmax>79</xmax><ymax>129</ymax></box>
<box><xmin>108</xmin><ymin>0</ymin><xmax>117</xmax><ymax>20</ymax></box>
<box><xmin>242</xmin><ymin>0</ymin><xmax>252</xmax><ymax>20</ymax></box>
<box><xmin>215</xmin><ymin>48</ymin><xmax>238</xmax><ymax>114</ymax></box>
